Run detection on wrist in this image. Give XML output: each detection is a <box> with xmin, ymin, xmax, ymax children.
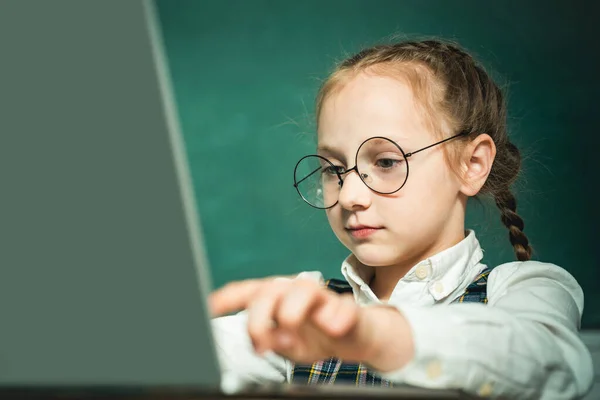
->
<box><xmin>361</xmin><ymin>305</ymin><xmax>415</xmax><ymax>372</ymax></box>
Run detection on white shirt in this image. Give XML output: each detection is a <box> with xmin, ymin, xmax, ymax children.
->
<box><xmin>212</xmin><ymin>230</ymin><xmax>594</xmax><ymax>399</ymax></box>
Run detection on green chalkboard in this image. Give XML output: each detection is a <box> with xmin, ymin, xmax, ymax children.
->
<box><xmin>156</xmin><ymin>0</ymin><xmax>599</xmax><ymax>328</ymax></box>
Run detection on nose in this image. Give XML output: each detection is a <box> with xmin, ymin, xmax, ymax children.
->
<box><xmin>337</xmin><ymin>169</ymin><xmax>372</xmax><ymax>210</ymax></box>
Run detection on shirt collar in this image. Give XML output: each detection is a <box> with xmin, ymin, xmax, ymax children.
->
<box><xmin>340</xmin><ymin>230</ymin><xmax>485</xmax><ymax>303</ymax></box>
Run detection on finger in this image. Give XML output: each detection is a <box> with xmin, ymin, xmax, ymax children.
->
<box><xmin>313</xmin><ymin>294</ymin><xmax>359</xmax><ymax>337</ymax></box>
<box><xmin>273</xmin><ymin>325</ymin><xmax>314</xmax><ymax>363</ymax></box>
<box><xmin>208</xmin><ymin>280</ymin><xmax>265</xmax><ymax>317</ymax></box>
<box><xmin>246</xmin><ymin>281</ymin><xmax>291</xmax><ymax>354</ymax></box>
<box><xmin>209</xmin><ymin>274</ymin><xmax>304</xmax><ymax>317</ymax></box>
<box><xmin>276</xmin><ymin>280</ymin><xmax>327</xmax><ymax>332</ymax></box>
<box><xmin>311</xmin><ymin>293</ymin><xmax>343</xmax><ymax>331</ymax></box>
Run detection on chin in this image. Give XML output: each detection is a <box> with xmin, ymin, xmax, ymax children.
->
<box><xmin>347</xmin><ymin>242</ymin><xmax>402</xmax><ymax>267</ymax></box>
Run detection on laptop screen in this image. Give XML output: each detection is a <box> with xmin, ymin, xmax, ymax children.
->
<box><xmin>0</xmin><ymin>0</ymin><xmax>220</xmax><ymax>388</ymax></box>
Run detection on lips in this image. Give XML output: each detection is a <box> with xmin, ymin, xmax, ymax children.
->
<box><xmin>345</xmin><ymin>224</ymin><xmax>382</xmax><ymax>238</ymax></box>
<box><xmin>347</xmin><ymin>224</ymin><xmax>379</xmax><ymax>230</ymax></box>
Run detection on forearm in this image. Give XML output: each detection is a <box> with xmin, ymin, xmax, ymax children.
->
<box><xmin>367</xmin><ymin>303</ymin><xmax>593</xmax><ymax>399</ymax></box>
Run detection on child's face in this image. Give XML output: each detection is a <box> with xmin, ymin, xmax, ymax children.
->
<box><xmin>318</xmin><ymin>72</ymin><xmax>465</xmax><ymax>268</ymax></box>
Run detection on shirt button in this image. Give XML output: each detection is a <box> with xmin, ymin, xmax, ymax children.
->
<box><xmin>415</xmin><ymin>265</ymin><xmax>429</xmax><ymax>280</ymax></box>
<box><xmin>433</xmin><ymin>281</ymin><xmax>444</xmax><ymax>294</ymax></box>
<box><xmin>426</xmin><ymin>360</ymin><xmax>442</xmax><ymax>379</ymax></box>
<box><xmin>478</xmin><ymin>382</ymin><xmax>493</xmax><ymax>397</ymax></box>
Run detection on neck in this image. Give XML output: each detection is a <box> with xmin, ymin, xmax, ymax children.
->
<box><xmin>369</xmin><ymin>228</ymin><xmax>466</xmax><ymax>302</ymax></box>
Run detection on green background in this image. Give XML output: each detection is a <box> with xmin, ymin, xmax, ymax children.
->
<box><xmin>156</xmin><ymin>0</ymin><xmax>599</xmax><ymax>328</ymax></box>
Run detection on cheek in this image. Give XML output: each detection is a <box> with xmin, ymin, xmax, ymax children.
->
<box><xmin>380</xmin><ymin>162</ymin><xmax>458</xmax><ymax>223</ymax></box>
<box><xmin>325</xmin><ymin>209</ymin><xmax>351</xmax><ymax>247</ymax></box>
<box><xmin>325</xmin><ymin>208</ymin><xmax>343</xmax><ymax>233</ymax></box>
<box><xmin>409</xmin><ymin>156</ymin><xmax>458</xmax><ymax>195</ymax></box>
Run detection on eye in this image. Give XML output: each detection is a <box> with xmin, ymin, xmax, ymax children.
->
<box><xmin>375</xmin><ymin>158</ymin><xmax>403</xmax><ymax>169</ymax></box>
<box><xmin>322</xmin><ymin>165</ymin><xmax>345</xmax><ymax>175</ymax></box>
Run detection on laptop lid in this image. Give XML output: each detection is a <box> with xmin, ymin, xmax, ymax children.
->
<box><xmin>0</xmin><ymin>0</ymin><xmax>221</xmax><ymax>388</ymax></box>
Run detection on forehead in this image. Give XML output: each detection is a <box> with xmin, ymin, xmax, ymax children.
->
<box><xmin>317</xmin><ymin>72</ymin><xmax>431</xmax><ymax>152</ymax></box>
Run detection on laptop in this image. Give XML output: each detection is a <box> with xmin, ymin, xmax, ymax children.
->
<box><xmin>0</xmin><ymin>0</ymin><xmax>464</xmax><ymax>398</ymax></box>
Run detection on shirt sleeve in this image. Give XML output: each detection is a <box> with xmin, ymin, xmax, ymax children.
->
<box><xmin>212</xmin><ymin>311</ymin><xmax>288</xmax><ymax>387</ymax></box>
<box><xmin>378</xmin><ymin>261</ymin><xmax>594</xmax><ymax>399</ymax></box>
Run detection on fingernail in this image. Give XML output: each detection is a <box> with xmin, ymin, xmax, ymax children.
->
<box><xmin>277</xmin><ymin>332</ymin><xmax>293</xmax><ymax>348</ymax></box>
<box><xmin>328</xmin><ymin>313</ymin><xmax>348</xmax><ymax>335</ymax></box>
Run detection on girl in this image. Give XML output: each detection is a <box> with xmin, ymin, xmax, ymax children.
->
<box><xmin>209</xmin><ymin>40</ymin><xmax>594</xmax><ymax>399</ymax></box>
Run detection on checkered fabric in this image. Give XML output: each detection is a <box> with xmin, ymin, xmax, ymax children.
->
<box><xmin>290</xmin><ymin>268</ymin><xmax>491</xmax><ymax>386</ymax></box>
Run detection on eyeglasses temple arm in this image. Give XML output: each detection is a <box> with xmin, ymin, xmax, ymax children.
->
<box><xmin>404</xmin><ymin>131</ymin><xmax>469</xmax><ymax>158</ymax></box>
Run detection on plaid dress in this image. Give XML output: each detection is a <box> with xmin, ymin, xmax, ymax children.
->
<box><xmin>290</xmin><ymin>268</ymin><xmax>491</xmax><ymax>386</ymax></box>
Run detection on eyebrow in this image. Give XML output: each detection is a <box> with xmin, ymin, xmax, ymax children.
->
<box><xmin>316</xmin><ymin>144</ymin><xmax>340</xmax><ymax>155</ymax></box>
<box><xmin>316</xmin><ymin>145</ymin><xmax>347</xmax><ymax>163</ymax></box>
<box><xmin>317</xmin><ymin>136</ymin><xmax>410</xmax><ymax>156</ymax></box>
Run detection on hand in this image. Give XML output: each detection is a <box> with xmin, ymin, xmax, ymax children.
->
<box><xmin>209</xmin><ymin>276</ymin><xmax>414</xmax><ymax>370</ymax></box>
<box><xmin>209</xmin><ymin>276</ymin><xmax>368</xmax><ymax>363</ymax></box>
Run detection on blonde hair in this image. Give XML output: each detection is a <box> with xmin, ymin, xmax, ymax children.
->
<box><xmin>316</xmin><ymin>40</ymin><xmax>532</xmax><ymax>261</ymax></box>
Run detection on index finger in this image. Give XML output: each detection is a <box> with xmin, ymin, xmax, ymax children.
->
<box><xmin>208</xmin><ymin>274</ymin><xmax>299</xmax><ymax>317</ymax></box>
<box><xmin>208</xmin><ymin>279</ymin><xmax>266</xmax><ymax>317</ymax></box>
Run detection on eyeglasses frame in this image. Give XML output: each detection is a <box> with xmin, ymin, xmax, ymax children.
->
<box><xmin>293</xmin><ymin>131</ymin><xmax>469</xmax><ymax>209</ymax></box>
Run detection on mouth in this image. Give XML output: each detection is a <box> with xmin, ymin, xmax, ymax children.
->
<box><xmin>345</xmin><ymin>225</ymin><xmax>383</xmax><ymax>239</ymax></box>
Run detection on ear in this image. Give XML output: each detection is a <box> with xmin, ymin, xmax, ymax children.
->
<box><xmin>459</xmin><ymin>133</ymin><xmax>496</xmax><ymax>197</ymax></box>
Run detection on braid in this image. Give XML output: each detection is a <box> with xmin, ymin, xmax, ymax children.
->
<box><xmin>494</xmin><ymin>189</ymin><xmax>533</xmax><ymax>261</ymax></box>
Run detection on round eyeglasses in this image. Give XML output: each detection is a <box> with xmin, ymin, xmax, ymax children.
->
<box><xmin>293</xmin><ymin>131</ymin><xmax>468</xmax><ymax>209</ymax></box>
